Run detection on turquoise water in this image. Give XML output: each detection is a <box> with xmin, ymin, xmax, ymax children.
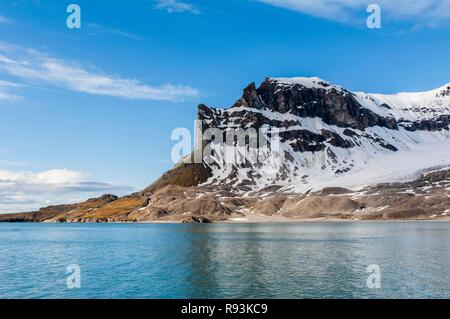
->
<box><xmin>0</xmin><ymin>222</ymin><xmax>449</xmax><ymax>299</ymax></box>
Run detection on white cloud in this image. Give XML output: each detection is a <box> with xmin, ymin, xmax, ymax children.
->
<box><xmin>259</xmin><ymin>0</ymin><xmax>450</xmax><ymax>27</ymax></box>
<box><xmin>0</xmin><ymin>14</ymin><xmax>12</xmax><ymax>24</ymax></box>
<box><xmin>0</xmin><ymin>159</ymin><xmax>30</xmax><ymax>167</ymax></box>
<box><xmin>0</xmin><ymin>79</ymin><xmax>22</xmax><ymax>101</ymax></box>
<box><xmin>0</xmin><ymin>168</ymin><xmax>132</xmax><ymax>213</ymax></box>
<box><xmin>0</xmin><ymin>42</ymin><xmax>200</xmax><ymax>101</ymax></box>
<box><xmin>85</xmin><ymin>23</ymin><xmax>143</xmax><ymax>40</ymax></box>
<box><xmin>156</xmin><ymin>0</ymin><xmax>201</xmax><ymax>14</ymax></box>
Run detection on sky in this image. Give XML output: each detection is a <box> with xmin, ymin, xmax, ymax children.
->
<box><xmin>1</xmin><ymin>0</ymin><xmax>450</xmax><ymax>213</ymax></box>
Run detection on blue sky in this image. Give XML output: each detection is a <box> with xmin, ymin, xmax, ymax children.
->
<box><xmin>1</xmin><ymin>0</ymin><xmax>450</xmax><ymax>212</ymax></box>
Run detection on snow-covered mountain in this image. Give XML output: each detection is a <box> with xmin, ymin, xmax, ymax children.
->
<box><xmin>198</xmin><ymin>77</ymin><xmax>450</xmax><ymax>193</ymax></box>
<box><xmin>3</xmin><ymin>76</ymin><xmax>450</xmax><ymax>223</ymax></box>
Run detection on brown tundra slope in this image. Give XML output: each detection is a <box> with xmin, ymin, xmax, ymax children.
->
<box><xmin>0</xmin><ymin>168</ymin><xmax>449</xmax><ymax>223</ymax></box>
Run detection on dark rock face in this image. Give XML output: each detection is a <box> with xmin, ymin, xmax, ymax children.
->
<box><xmin>280</xmin><ymin>130</ymin><xmax>327</xmax><ymax>152</ymax></box>
<box><xmin>233</xmin><ymin>82</ymin><xmax>266</xmax><ymax>110</ymax></box>
<box><xmin>277</xmin><ymin>129</ymin><xmax>355</xmax><ymax>153</ymax></box>
<box><xmin>233</xmin><ymin>78</ymin><xmax>399</xmax><ymax>130</ymax></box>
<box><xmin>181</xmin><ymin>216</ymin><xmax>212</xmax><ymax>224</ymax></box>
<box><xmin>199</xmin><ymin>78</ymin><xmax>403</xmax><ymax>145</ymax></box>
<box><xmin>400</xmin><ymin>115</ymin><xmax>450</xmax><ymax>132</ymax></box>
<box><xmin>197</xmin><ymin>78</ymin><xmax>403</xmax><ymax>165</ymax></box>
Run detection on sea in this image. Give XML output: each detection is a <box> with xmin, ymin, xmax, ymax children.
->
<box><xmin>0</xmin><ymin>221</ymin><xmax>448</xmax><ymax>299</ymax></box>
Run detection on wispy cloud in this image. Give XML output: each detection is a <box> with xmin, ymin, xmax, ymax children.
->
<box><xmin>156</xmin><ymin>0</ymin><xmax>201</xmax><ymax>14</ymax></box>
<box><xmin>0</xmin><ymin>79</ymin><xmax>22</xmax><ymax>101</ymax></box>
<box><xmin>0</xmin><ymin>42</ymin><xmax>200</xmax><ymax>101</ymax></box>
<box><xmin>0</xmin><ymin>159</ymin><xmax>30</xmax><ymax>167</ymax></box>
<box><xmin>85</xmin><ymin>22</ymin><xmax>143</xmax><ymax>40</ymax></box>
<box><xmin>0</xmin><ymin>14</ymin><xmax>13</xmax><ymax>24</ymax></box>
<box><xmin>0</xmin><ymin>168</ymin><xmax>132</xmax><ymax>213</ymax></box>
<box><xmin>259</xmin><ymin>0</ymin><xmax>450</xmax><ymax>27</ymax></box>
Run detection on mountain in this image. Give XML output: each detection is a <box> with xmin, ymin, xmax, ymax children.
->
<box><xmin>195</xmin><ymin>77</ymin><xmax>450</xmax><ymax>193</ymax></box>
<box><xmin>1</xmin><ymin>77</ymin><xmax>450</xmax><ymax>223</ymax></box>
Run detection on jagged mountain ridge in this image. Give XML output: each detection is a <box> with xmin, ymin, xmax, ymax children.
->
<box><xmin>197</xmin><ymin>77</ymin><xmax>450</xmax><ymax>193</ymax></box>
<box><xmin>1</xmin><ymin>76</ymin><xmax>450</xmax><ymax>223</ymax></box>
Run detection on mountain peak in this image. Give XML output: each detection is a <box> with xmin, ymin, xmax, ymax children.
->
<box><xmin>196</xmin><ymin>76</ymin><xmax>450</xmax><ymax>193</ymax></box>
<box><xmin>266</xmin><ymin>76</ymin><xmax>347</xmax><ymax>93</ymax></box>
<box><xmin>235</xmin><ymin>82</ymin><xmax>265</xmax><ymax>109</ymax></box>
<box><xmin>434</xmin><ymin>82</ymin><xmax>450</xmax><ymax>97</ymax></box>
<box><xmin>269</xmin><ymin>76</ymin><xmax>328</xmax><ymax>86</ymax></box>
<box><xmin>226</xmin><ymin>76</ymin><xmax>397</xmax><ymax>130</ymax></box>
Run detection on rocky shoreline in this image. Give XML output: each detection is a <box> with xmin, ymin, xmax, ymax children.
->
<box><xmin>1</xmin><ymin>168</ymin><xmax>449</xmax><ymax>224</ymax></box>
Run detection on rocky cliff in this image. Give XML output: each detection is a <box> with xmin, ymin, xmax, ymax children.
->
<box><xmin>196</xmin><ymin>77</ymin><xmax>450</xmax><ymax>194</ymax></box>
<box><xmin>1</xmin><ymin>77</ymin><xmax>449</xmax><ymax>223</ymax></box>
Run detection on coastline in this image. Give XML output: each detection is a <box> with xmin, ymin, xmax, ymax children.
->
<box><xmin>1</xmin><ymin>216</ymin><xmax>449</xmax><ymax>224</ymax></box>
